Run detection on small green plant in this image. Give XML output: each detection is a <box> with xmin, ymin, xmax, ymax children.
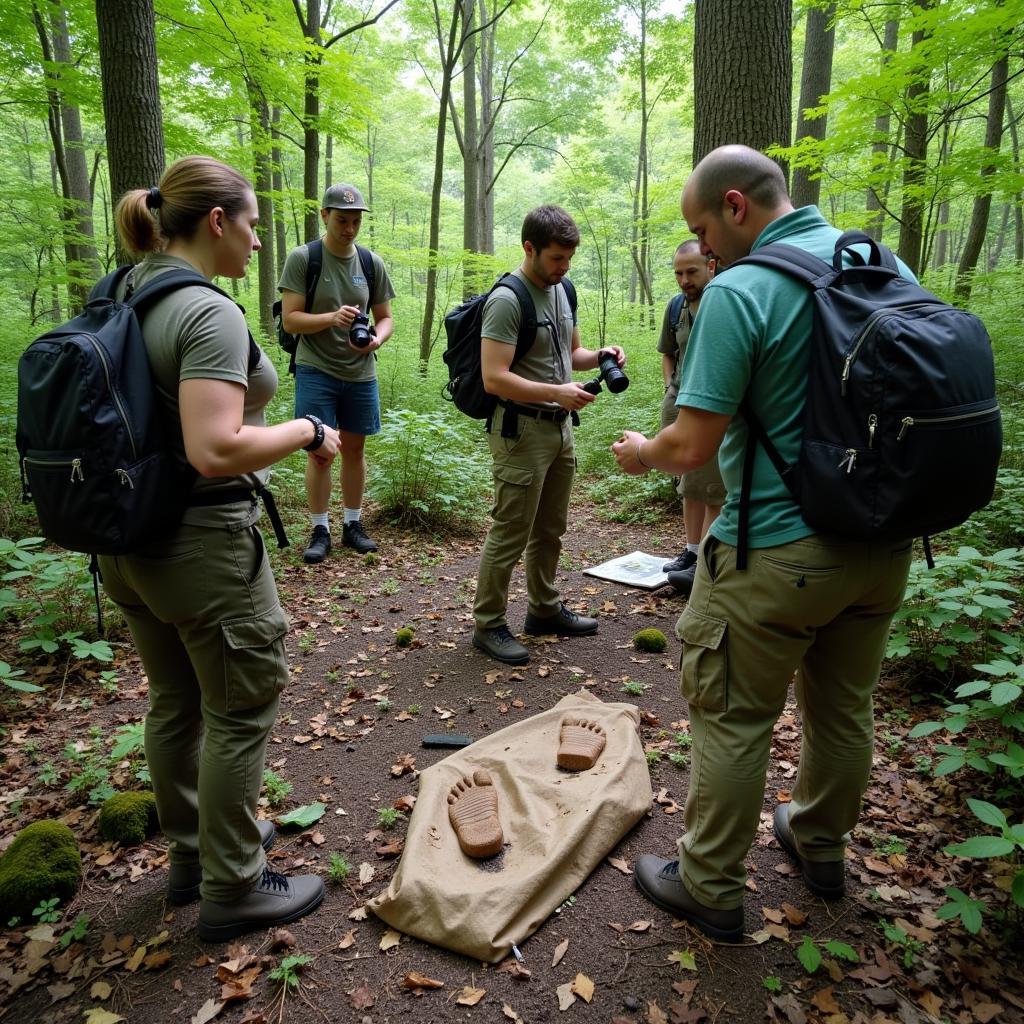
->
<box><xmin>406</xmin><ymin>704</ymin><xmax>421</xmax><ymax>716</ymax></box>
<box><xmin>621</xmin><ymin>680</ymin><xmax>648</xmax><ymax>697</ymax></box>
<box><xmin>327</xmin><ymin>852</ymin><xmax>352</xmax><ymax>884</ymax></box>
<box><xmin>878</xmin><ymin>920</ymin><xmax>925</xmax><ymax>967</ymax></box>
<box><xmin>668</xmin><ymin>752</ymin><xmax>689</xmax><ymax>769</ymax></box>
<box><xmin>326</xmin><ymin>669</ymin><xmax>339</xmax><ymax>684</ymax></box>
<box><xmin>674</xmin><ymin>731</ymin><xmax>692</xmax><ymax>750</ymax></box>
<box><xmin>376</xmin><ymin>807</ymin><xmax>402</xmax><ymax>829</ymax></box>
<box><xmin>870</xmin><ymin>835</ymin><xmax>908</xmax><ymax>857</ymax></box>
<box><xmin>0</xmin><ymin>660</ymin><xmax>40</xmax><ymax>694</ymax></box>
<box><xmin>59</xmin><ymin>912</ymin><xmax>91</xmax><ymax>948</ymax></box>
<box><xmin>795</xmin><ymin>936</ymin><xmax>859</xmax><ymax>974</ymax></box>
<box><xmin>555</xmin><ymin>894</ymin><xmax>577</xmax><ymax>913</ymax></box>
<box><xmin>633</xmin><ymin>628</ymin><xmax>668</xmax><ymax>653</ymax></box>
<box><xmin>269</xmin><ymin>953</ymin><xmax>314</xmax><ymax>1012</ymax></box>
<box><xmin>32</xmin><ymin>897</ymin><xmax>61</xmax><ymax>923</ymax></box>
<box><xmin>363</xmin><ymin>551</ymin><xmax>380</xmax><ymax>566</ymax></box>
<box><xmin>298</xmin><ymin>633</ymin><xmax>314</xmax><ymax>655</ymax></box>
<box><xmin>762</xmin><ymin>975</ymin><xmax>783</xmax><ymax>993</ymax></box>
<box><xmin>63</xmin><ymin>742</ymin><xmax>114</xmax><ymax>806</ymax></box>
<box><xmin>262</xmin><ymin>770</ymin><xmax>293</xmax><ymax>807</ymax></box>
<box><xmin>645</xmin><ymin>750</ymin><xmax>663</xmax><ymax>767</ymax></box>
<box><xmin>380</xmin><ymin>578</ymin><xmax>400</xmax><ymax>596</ymax></box>
<box><xmin>395</xmin><ymin>626</ymin><xmax>415</xmax><ymax>648</ymax></box>
<box><xmin>38</xmin><ymin>763</ymin><xmax>59</xmax><ymax>787</ymax></box>
<box><xmin>376</xmin><ymin>698</ymin><xmax>392</xmax><ymax>713</ymax></box>
<box><xmin>936</xmin><ymin>886</ymin><xmax>986</xmax><ymax>934</ymax></box>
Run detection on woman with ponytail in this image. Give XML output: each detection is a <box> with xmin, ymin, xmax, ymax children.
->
<box><xmin>101</xmin><ymin>156</ymin><xmax>336</xmax><ymax>942</ymax></box>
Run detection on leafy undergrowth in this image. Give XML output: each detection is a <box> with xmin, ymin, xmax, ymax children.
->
<box><xmin>0</xmin><ymin>507</ymin><xmax>1022</xmax><ymax>1024</ymax></box>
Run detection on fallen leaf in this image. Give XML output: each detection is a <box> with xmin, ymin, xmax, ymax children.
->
<box><xmin>348</xmin><ymin>905</ymin><xmax>369</xmax><ymax>921</ymax></box>
<box><xmin>571</xmin><ymin>973</ymin><xmax>595</xmax><ymax>1002</ymax></box>
<box><xmin>810</xmin><ymin>986</ymin><xmax>840</xmax><ymax>1013</ymax></box>
<box><xmin>403</xmin><ymin>971</ymin><xmax>444</xmax><ymax>990</ymax></box>
<box><xmin>496</xmin><ymin>959</ymin><xmax>532</xmax><ymax>979</ymax></box>
<box><xmin>269</xmin><ymin>929</ymin><xmax>296</xmax><ymax>950</ymax></box>
<box><xmin>627</xmin><ymin>920</ymin><xmax>652</xmax><ymax>932</ymax></box>
<box><xmin>220</xmin><ymin>966</ymin><xmax>261</xmax><ymax>1004</ymax></box>
<box><xmin>456</xmin><ymin>986</ymin><xmax>486</xmax><ymax>1006</ymax></box>
<box><xmin>124</xmin><ymin>946</ymin><xmax>146</xmax><ymax>972</ymax></box>
<box><xmin>503</xmin><ymin>1004</ymin><xmax>525</xmax><ymax>1024</ymax></box>
<box><xmin>556</xmin><ymin>982</ymin><xmax>577</xmax><ymax>1010</ymax></box>
<box><xmin>667</xmin><ymin>949</ymin><xmax>697</xmax><ymax>972</ymax></box>
<box><xmin>358</xmin><ymin>862</ymin><xmax>375</xmax><ymax>885</ymax></box>
<box><xmin>84</xmin><ymin>1012</ymin><xmax>127</xmax><ymax>1024</ymax></box>
<box><xmin>608</xmin><ymin>856</ymin><xmax>632</xmax><ymax>875</ymax></box>
<box><xmin>47</xmin><ymin>982</ymin><xmax>75</xmax><ymax>1003</ymax></box>
<box><xmin>782</xmin><ymin>902</ymin><xmax>808</xmax><ymax>926</ymax></box>
<box><xmin>552</xmin><ymin>937</ymin><xmax>569</xmax><ymax>967</ymax></box>
<box><xmin>338</xmin><ymin>929</ymin><xmax>357</xmax><ymax>949</ymax></box>
<box><xmin>143</xmin><ymin>949</ymin><xmax>172</xmax><ymax>970</ymax></box>
<box><xmin>646</xmin><ymin>1000</ymin><xmax>669</xmax><ymax>1024</ymax></box>
<box><xmin>349</xmin><ymin>983</ymin><xmax>375</xmax><ymax>1010</ymax></box>
<box><xmin>91</xmin><ymin>981</ymin><xmax>113</xmax><ymax>1000</ymax></box>
<box><xmin>190</xmin><ymin>999</ymin><xmax>226</xmax><ymax>1024</ymax></box>
<box><xmin>538</xmin><ymin>666</ymin><xmax>551</xmax><ymax>677</ymax></box>
<box><xmin>379</xmin><ymin>928</ymin><xmax>402</xmax><ymax>951</ymax></box>
<box><xmin>391</xmin><ymin>753</ymin><xmax>416</xmax><ymax>777</ymax></box>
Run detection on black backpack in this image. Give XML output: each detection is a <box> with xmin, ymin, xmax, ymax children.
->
<box><xmin>732</xmin><ymin>231</ymin><xmax>1002</xmax><ymax>567</ymax></box>
<box><xmin>272</xmin><ymin>240</ymin><xmax>376</xmax><ymax>374</ymax></box>
<box><xmin>442</xmin><ymin>273</ymin><xmax>577</xmax><ymax>420</ymax></box>
<box><xmin>16</xmin><ymin>267</ymin><xmax>264</xmax><ymax>558</ymax></box>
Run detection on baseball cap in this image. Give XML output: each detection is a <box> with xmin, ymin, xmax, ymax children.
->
<box><xmin>321</xmin><ymin>183</ymin><xmax>369</xmax><ymax>212</ymax></box>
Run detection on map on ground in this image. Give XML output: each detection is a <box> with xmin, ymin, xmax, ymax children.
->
<box><xmin>583</xmin><ymin>550</ymin><xmax>670</xmax><ymax>590</ymax></box>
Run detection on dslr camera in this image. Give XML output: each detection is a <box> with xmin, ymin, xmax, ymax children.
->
<box><xmin>582</xmin><ymin>349</ymin><xmax>629</xmax><ymax>395</ymax></box>
<box><xmin>349</xmin><ymin>313</ymin><xmax>375</xmax><ymax>348</ymax></box>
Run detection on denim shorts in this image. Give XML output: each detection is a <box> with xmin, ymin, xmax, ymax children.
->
<box><xmin>294</xmin><ymin>365</ymin><xmax>381</xmax><ymax>436</ymax></box>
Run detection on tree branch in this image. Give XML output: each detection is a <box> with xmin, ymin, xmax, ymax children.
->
<box><xmin>323</xmin><ymin>0</ymin><xmax>402</xmax><ymax>49</ymax></box>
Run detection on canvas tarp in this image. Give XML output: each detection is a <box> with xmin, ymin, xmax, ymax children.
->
<box><xmin>368</xmin><ymin>690</ymin><xmax>651</xmax><ymax>963</ymax></box>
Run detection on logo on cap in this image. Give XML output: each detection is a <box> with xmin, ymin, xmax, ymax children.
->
<box><xmin>342</xmin><ymin>190</ymin><xmax>356</xmax><ymax>204</ymax></box>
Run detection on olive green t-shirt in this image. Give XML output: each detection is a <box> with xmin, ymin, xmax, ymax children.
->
<box><xmin>124</xmin><ymin>254</ymin><xmax>276</xmax><ymax>528</ymax></box>
<box><xmin>656</xmin><ymin>296</ymin><xmax>693</xmax><ymax>396</ymax></box>
<box><xmin>278</xmin><ymin>243</ymin><xmax>395</xmax><ymax>382</ymax></box>
<box><xmin>480</xmin><ymin>269</ymin><xmax>575</xmax><ymax>409</ymax></box>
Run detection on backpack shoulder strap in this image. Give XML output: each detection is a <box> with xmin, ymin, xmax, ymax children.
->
<box><xmin>127</xmin><ymin>269</ymin><xmax>261</xmax><ymax>373</ymax></box>
<box><xmin>89</xmin><ymin>266</ymin><xmax>134</xmax><ymax>302</ymax></box>
<box><xmin>731</xmin><ymin>243</ymin><xmax>834</xmax><ymax>288</ymax></box>
<box><xmin>355</xmin><ymin>243</ymin><xmax>375</xmax><ymax>303</ymax></box>
<box><xmin>305</xmin><ymin>239</ymin><xmax>324</xmax><ymax>309</ymax></box>
<box><xmin>560</xmin><ymin>276</ymin><xmax>578</xmax><ymax>320</ymax></box>
<box><xmin>669</xmin><ymin>292</ymin><xmax>686</xmax><ymax>326</ymax></box>
<box><xmin>494</xmin><ymin>273</ymin><xmax>538</xmax><ymax>366</ymax></box>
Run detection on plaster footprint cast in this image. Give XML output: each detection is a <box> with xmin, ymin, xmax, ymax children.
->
<box><xmin>447</xmin><ymin>769</ymin><xmax>504</xmax><ymax>859</ymax></box>
<box><xmin>557</xmin><ymin>717</ymin><xmax>607</xmax><ymax>771</ymax></box>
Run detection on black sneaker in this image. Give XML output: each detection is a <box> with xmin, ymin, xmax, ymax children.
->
<box><xmin>663</xmin><ymin>549</ymin><xmax>697</xmax><ymax>573</ymax></box>
<box><xmin>167</xmin><ymin>820</ymin><xmax>277</xmax><ymax>905</ymax></box>
<box><xmin>342</xmin><ymin>520</ymin><xmax>378</xmax><ymax>553</ymax></box>
<box><xmin>197</xmin><ymin>868</ymin><xmax>325</xmax><ymax>942</ymax></box>
<box><xmin>302</xmin><ymin>525</ymin><xmax>331</xmax><ymax>563</ymax></box>
<box><xmin>472</xmin><ymin>625</ymin><xmax>530</xmax><ymax>665</ymax></box>
<box><xmin>523</xmin><ymin>603</ymin><xmax>599</xmax><ymax>637</ymax></box>
<box><xmin>666</xmin><ymin>564</ymin><xmax>697</xmax><ymax>596</ymax></box>
<box><xmin>634</xmin><ymin>855</ymin><xmax>744</xmax><ymax>943</ymax></box>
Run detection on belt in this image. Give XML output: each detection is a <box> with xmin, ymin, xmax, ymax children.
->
<box><xmin>497</xmin><ymin>399</ymin><xmax>569</xmax><ymax>423</ymax></box>
<box><xmin>187</xmin><ymin>484</ymin><xmax>289</xmax><ymax>549</ymax></box>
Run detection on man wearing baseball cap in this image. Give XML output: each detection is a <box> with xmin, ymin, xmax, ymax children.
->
<box><xmin>279</xmin><ymin>183</ymin><xmax>396</xmax><ymax>560</ymax></box>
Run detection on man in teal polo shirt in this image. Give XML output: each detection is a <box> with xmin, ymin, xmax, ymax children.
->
<box><xmin>612</xmin><ymin>145</ymin><xmax>913</xmax><ymax>942</ymax></box>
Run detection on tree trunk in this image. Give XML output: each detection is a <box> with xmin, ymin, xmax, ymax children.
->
<box><xmin>897</xmin><ymin>1</ymin><xmax>931</xmax><ymax>276</ymax></box>
<box><xmin>791</xmin><ymin>2</ymin><xmax>836</xmax><ymax>208</ymax></box>
<box><xmin>988</xmin><ymin>202</ymin><xmax>1011</xmax><ymax>270</ymax></box>
<box><xmin>865</xmin><ymin>18</ymin><xmax>899</xmax><ymax>241</ymax></box>
<box><xmin>462</xmin><ymin>0</ymin><xmax>480</xmax><ymax>287</ymax></box>
<box><xmin>693</xmin><ymin>0</ymin><xmax>791</xmax><ymax>166</ymax></box>
<box><xmin>325</xmin><ymin>133</ymin><xmax>332</xmax><ymax>190</ymax></box>
<box><xmin>271</xmin><ymin>107</ymin><xmax>287</xmax><ymax>275</ymax></box>
<box><xmin>934</xmin><ymin>200</ymin><xmax>950</xmax><ymax>268</ymax></box>
<box><xmin>477</xmin><ymin>0</ymin><xmax>496</xmax><ymax>255</ymax></box>
<box><xmin>419</xmin><ymin>1</ymin><xmax>462</xmax><ymax>366</ymax></box>
<box><xmin>953</xmin><ymin>52</ymin><xmax>1009</xmax><ymax>304</ymax></box>
<box><xmin>95</xmin><ymin>0</ymin><xmax>165</xmax><ymax>266</ymax></box>
<box><xmin>247</xmin><ymin>78</ymin><xmax>276</xmax><ymax>337</ymax></box>
<box><xmin>1006</xmin><ymin>93</ymin><xmax>1024</xmax><ymax>262</ymax></box>
<box><xmin>365</xmin><ymin>124</ymin><xmax>377</xmax><ymax>250</ymax></box>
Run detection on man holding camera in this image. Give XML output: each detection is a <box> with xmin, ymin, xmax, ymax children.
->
<box><xmin>472</xmin><ymin>204</ymin><xmax>626</xmax><ymax>665</ymax></box>
<box><xmin>279</xmin><ymin>184</ymin><xmax>395</xmax><ymax>561</ymax></box>
<box><xmin>658</xmin><ymin>240</ymin><xmax>724</xmax><ymax>596</ymax></box>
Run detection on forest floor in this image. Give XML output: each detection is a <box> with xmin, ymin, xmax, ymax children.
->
<box><xmin>1</xmin><ymin>501</ymin><xmax>1023</xmax><ymax>1024</ymax></box>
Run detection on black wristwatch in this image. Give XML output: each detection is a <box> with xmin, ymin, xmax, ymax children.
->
<box><xmin>302</xmin><ymin>414</ymin><xmax>325</xmax><ymax>452</ymax></box>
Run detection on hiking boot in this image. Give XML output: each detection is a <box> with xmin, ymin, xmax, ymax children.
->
<box><xmin>666</xmin><ymin>564</ymin><xmax>697</xmax><ymax>596</ymax></box>
<box><xmin>473</xmin><ymin>625</ymin><xmax>530</xmax><ymax>665</ymax></box>
<box><xmin>302</xmin><ymin>525</ymin><xmax>331</xmax><ymax>563</ymax></box>
<box><xmin>197</xmin><ymin>868</ymin><xmax>325</xmax><ymax>942</ymax></box>
<box><xmin>167</xmin><ymin>820</ymin><xmax>277</xmax><ymax>905</ymax></box>
<box><xmin>772</xmin><ymin>803</ymin><xmax>846</xmax><ymax>900</ymax></box>
<box><xmin>342</xmin><ymin>520</ymin><xmax>378</xmax><ymax>553</ymax></box>
<box><xmin>663</xmin><ymin>549</ymin><xmax>697</xmax><ymax>574</ymax></box>
<box><xmin>634</xmin><ymin>855</ymin><xmax>744</xmax><ymax>943</ymax></box>
<box><xmin>523</xmin><ymin>603</ymin><xmax>599</xmax><ymax>637</ymax></box>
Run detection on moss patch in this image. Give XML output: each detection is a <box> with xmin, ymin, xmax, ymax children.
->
<box><xmin>395</xmin><ymin>626</ymin><xmax>415</xmax><ymax>648</ymax></box>
<box><xmin>633</xmin><ymin>628</ymin><xmax>668</xmax><ymax>654</ymax></box>
<box><xmin>98</xmin><ymin>791</ymin><xmax>159</xmax><ymax>846</ymax></box>
<box><xmin>0</xmin><ymin>820</ymin><xmax>81</xmax><ymax>921</ymax></box>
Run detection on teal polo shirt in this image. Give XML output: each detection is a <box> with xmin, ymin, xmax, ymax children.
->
<box><xmin>676</xmin><ymin>206</ymin><xmax>915</xmax><ymax>549</ymax></box>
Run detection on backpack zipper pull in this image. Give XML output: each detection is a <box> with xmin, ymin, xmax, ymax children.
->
<box><xmin>897</xmin><ymin>416</ymin><xmax>914</xmax><ymax>441</ymax></box>
<box><xmin>838</xmin><ymin>448</ymin><xmax>857</xmax><ymax>474</ymax></box>
<box><xmin>841</xmin><ymin>355</ymin><xmax>853</xmax><ymax>397</ymax></box>
<box><xmin>70</xmin><ymin>458</ymin><xmax>84</xmax><ymax>482</ymax></box>
<box><xmin>867</xmin><ymin>414</ymin><xmax>877</xmax><ymax>448</ymax></box>
<box><xmin>116</xmin><ymin>468</ymin><xmax>134</xmax><ymax>489</ymax></box>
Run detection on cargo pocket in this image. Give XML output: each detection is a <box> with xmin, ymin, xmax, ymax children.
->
<box><xmin>491</xmin><ymin>463</ymin><xmax>534</xmax><ymax>525</ymax></box>
<box><xmin>676</xmin><ymin>606</ymin><xmax>728</xmax><ymax>712</ymax></box>
<box><xmin>221</xmin><ymin>605</ymin><xmax>290</xmax><ymax>711</ymax></box>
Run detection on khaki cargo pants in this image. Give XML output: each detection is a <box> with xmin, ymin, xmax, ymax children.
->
<box><xmin>99</xmin><ymin>522</ymin><xmax>289</xmax><ymax>901</ymax></box>
<box><xmin>474</xmin><ymin>405</ymin><xmax>576</xmax><ymax>630</ymax></box>
<box><xmin>674</xmin><ymin>533</ymin><xmax>912</xmax><ymax>909</ymax></box>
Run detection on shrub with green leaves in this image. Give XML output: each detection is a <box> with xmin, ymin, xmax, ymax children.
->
<box><xmin>98</xmin><ymin>791</ymin><xmax>158</xmax><ymax>846</ymax></box>
<box><xmin>0</xmin><ymin>820</ymin><xmax>81</xmax><ymax>920</ymax></box>
<box><xmin>367</xmin><ymin>408</ymin><xmax>490</xmax><ymax>530</ymax></box>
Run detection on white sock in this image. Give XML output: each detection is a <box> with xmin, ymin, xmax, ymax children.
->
<box><xmin>687</xmin><ymin>542</ymin><xmax>699</xmax><ymax>554</ymax></box>
<box><xmin>344</xmin><ymin>507</ymin><xmax>362</xmax><ymax>525</ymax></box>
<box><xmin>311</xmin><ymin>512</ymin><xmax>329</xmax><ymax>532</ymax></box>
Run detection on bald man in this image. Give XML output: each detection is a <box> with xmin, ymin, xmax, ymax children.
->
<box><xmin>612</xmin><ymin>145</ymin><xmax>915</xmax><ymax>942</ymax></box>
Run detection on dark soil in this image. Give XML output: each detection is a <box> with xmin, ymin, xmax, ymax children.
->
<box><xmin>2</xmin><ymin>504</ymin><xmax>1023</xmax><ymax>1024</ymax></box>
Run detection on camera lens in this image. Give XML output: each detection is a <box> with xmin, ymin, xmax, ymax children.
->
<box><xmin>350</xmin><ymin>313</ymin><xmax>371</xmax><ymax>348</ymax></box>
<box><xmin>598</xmin><ymin>351</ymin><xmax>629</xmax><ymax>394</ymax></box>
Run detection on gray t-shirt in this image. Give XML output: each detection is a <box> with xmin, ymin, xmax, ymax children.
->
<box><xmin>278</xmin><ymin>242</ymin><xmax>395</xmax><ymax>382</ymax></box>
<box><xmin>657</xmin><ymin>296</ymin><xmax>693</xmax><ymax>396</ymax></box>
<box><xmin>124</xmin><ymin>254</ymin><xmax>276</xmax><ymax>528</ymax></box>
<box><xmin>480</xmin><ymin>269</ymin><xmax>575</xmax><ymax>408</ymax></box>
